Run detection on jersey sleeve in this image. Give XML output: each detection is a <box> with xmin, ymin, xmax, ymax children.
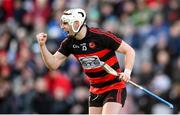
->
<box><xmin>58</xmin><ymin>38</ymin><xmax>71</xmax><ymax>57</ymax></box>
<box><xmin>102</xmin><ymin>32</ymin><xmax>122</xmax><ymax>51</ymax></box>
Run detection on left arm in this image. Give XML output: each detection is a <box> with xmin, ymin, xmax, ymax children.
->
<box><xmin>116</xmin><ymin>40</ymin><xmax>135</xmax><ymax>82</ymax></box>
<box><xmin>99</xmin><ymin>30</ymin><xmax>135</xmax><ymax>82</ymax></box>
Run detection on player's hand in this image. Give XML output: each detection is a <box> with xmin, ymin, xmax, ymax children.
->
<box><xmin>119</xmin><ymin>72</ymin><xmax>131</xmax><ymax>82</ymax></box>
<box><xmin>36</xmin><ymin>32</ymin><xmax>47</xmax><ymax>46</ymax></box>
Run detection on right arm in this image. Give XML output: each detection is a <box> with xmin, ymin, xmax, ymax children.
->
<box><xmin>37</xmin><ymin>33</ymin><xmax>67</xmax><ymax>70</ymax></box>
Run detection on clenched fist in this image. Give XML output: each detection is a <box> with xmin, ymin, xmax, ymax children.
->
<box><xmin>36</xmin><ymin>32</ymin><xmax>47</xmax><ymax>46</ymax></box>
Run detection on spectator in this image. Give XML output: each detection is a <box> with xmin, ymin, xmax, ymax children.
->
<box><xmin>44</xmin><ymin>71</ymin><xmax>72</xmax><ymax>97</ymax></box>
<box><xmin>31</xmin><ymin>77</ymin><xmax>53</xmax><ymax>114</ymax></box>
<box><xmin>0</xmin><ymin>79</ymin><xmax>19</xmax><ymax>113</ymax></box>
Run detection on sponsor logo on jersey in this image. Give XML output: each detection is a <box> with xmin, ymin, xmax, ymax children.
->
<box><xmin>79</xmin><ymin>56</ymin><xmax>101</xmax><ymax>69</ymax></box>
<box><xmin>73</xmin><ymin>43</ymin><xmax>87</xmax><ymax>51</ymax></box>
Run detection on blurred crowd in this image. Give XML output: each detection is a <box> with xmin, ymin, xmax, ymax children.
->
<box><xmin>0</xmin><ymin>0</ymin><xmax>179</xmax><ymax>114</ymax></box>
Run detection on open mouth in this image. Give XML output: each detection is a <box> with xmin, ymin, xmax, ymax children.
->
<box><xmin>64</xmin><ymin>30</ymin><xmax>69</xmax><ymax>35</ymax></box>
<box><xmin>67</xmin><ymin>31</ymin><xmax>70</xmax><ymax>36</ymax></box>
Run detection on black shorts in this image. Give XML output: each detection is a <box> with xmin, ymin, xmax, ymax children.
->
<box><xmin>89</xmin><ymin>88</ymin><xmax>127</xmax><ymax>107</ymax></box>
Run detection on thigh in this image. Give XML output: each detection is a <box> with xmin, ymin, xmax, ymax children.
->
<box><xmin>89</xmin><ymin>107</ymin><xmax>102</xmax><ymax>114</ymax></box>
<box><xmin>102</xmin><ymin>102</ymin><xmax>122</xmax><ymax>114</ymax></box>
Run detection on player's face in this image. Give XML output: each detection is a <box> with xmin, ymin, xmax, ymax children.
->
<box><xmin>60</xmin><ymin>21</ymin><xmax>74</xmax><ymax>37</ymax></box>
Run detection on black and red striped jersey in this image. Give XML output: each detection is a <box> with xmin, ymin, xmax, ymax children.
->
<box><xmin>58</xmin><ymin>26</ymin><xmax>126</xmax><ymax>94</ymax></box>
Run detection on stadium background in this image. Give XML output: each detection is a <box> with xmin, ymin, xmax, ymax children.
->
<box><xmin>0</xmin><ymin>0</ymin><xmax>179</xmax><ymax>114</ymax></box>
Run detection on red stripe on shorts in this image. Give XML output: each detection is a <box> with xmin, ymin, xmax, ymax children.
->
<box><xmin>117</xmin><ymin>89</ymin><xmax>122</xmax><ymax>104</ymax></box>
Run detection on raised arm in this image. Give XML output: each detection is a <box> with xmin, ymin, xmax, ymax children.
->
<box><xmin>116</xmin><ymin>40</ymin><xmax>135</xmax><ymax>82</ymax></box>
<box><xmin>36</xmin><ymin>32</ymin><xmax>67</xmax><ymax>70</ymax></box>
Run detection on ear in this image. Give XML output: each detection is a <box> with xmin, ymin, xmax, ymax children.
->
<box><xmin>73</xmin><ymin>21</ymin><xmax>80</xmax><ymax>30</ymax></box>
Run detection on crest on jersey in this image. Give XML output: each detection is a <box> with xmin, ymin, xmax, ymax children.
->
<box><xmin>89</xmin><ymin>42</ymin><xmax>96</xmax><ymax>49</ymax></box>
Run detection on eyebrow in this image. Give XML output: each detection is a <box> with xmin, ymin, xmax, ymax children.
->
<box><xmin>63</xmin><ymin>22</ymin><xmax>68</xmax><ymax>23</ymax></box>
<box><xmin>62</xmin><ymin>22</ymin><xmax>68</xmax><ymax>24</ymax></box>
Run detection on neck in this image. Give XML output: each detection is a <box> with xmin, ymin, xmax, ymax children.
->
<box><xmin>75</xmin><ymin>26</ymin><xmax>87</xmax><ymax>40</ymax></box>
